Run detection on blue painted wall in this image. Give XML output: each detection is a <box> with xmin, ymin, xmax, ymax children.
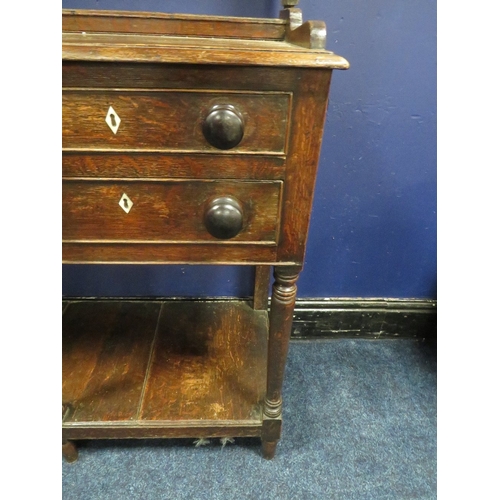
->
<box><xmin>62</xmin><ymin>0</ymin><xmax>436</xmax><ymax>299</ymax></box>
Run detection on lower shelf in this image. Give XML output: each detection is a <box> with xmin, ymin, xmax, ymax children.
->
<box><xmin>62</xmin><ymin>299</ymin><xmax>268</xmax><ymax>440</ymax></box>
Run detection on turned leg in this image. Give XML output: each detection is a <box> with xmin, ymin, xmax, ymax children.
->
<box><xmin>62</xmin><ymin>439</ymin><xmax>78</xmax><ymax>463</ymax></box>
<box><xmin>262</xmin><ymin>265</ymin><xmax>300</xmax><ymax>459</ymax></box>
<box><xmin>253</xmin><ymin>265</ymin><xmax>271</xmax><ymax>310</ymax></box>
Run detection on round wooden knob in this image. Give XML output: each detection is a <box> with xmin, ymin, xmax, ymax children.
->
<box><xmin>204</xmin><ymin>196</ymin><xmax>243</xmax><ymax>239</ymax></box>
<box><xmin>202</xmin><ymin>105</ymin><xmax>244</xmax><ymax>150</ymax></box>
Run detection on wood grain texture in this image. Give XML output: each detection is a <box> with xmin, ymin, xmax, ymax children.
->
<box><xmin>62</xmin><ymin>242</ymin><xmax>279</xmax><ymax>264</ymax></box>
<box><xmin>62</xmin><ymin>63</ymin><xmax>303</xmax><ymax>92</ymax></box>
<box><xmin>62</xmin><ymin>153</ymin><xmax>285</xmax><ymax>180</ymax></box>
<box><xmin>62</xmin><ymin>300</ymin><xmax>268</xmax><ymax>440</ymax></box>
<box><xmin>63</xmin><ymin>422</ymin><xmax>262</xmax><ymax>440</ymax></box>
<box><xmin>62</xmin><ymin>180</ymin><xmax>282</xmax><ymax>243</ymax></box>
<box><xmin>63</xmin><ymin>32</ymin><xmax>309</xmax><ymax>50</ymax></box>
<box><xmin>62</xmin><ymin>301</ymin><xmax>161</xmax><ymax>423</ymax></box>
<box><xmin>139</xmin><ymin>300</ymin><xmax>268</xmax><ymax>421</ymax></box>
<box><xmin>63</xmin><ymin>9</ymin><xmax>286</xmax><ymax>41</ymax></box>
<box><xmin>253</xmin><ymin>265</ymin><xmax>271</xmax><ymax>310</ymax></box>
<box><xmin>277</xmin><ymin>69</ymin><xmax>333</xmax><ymax>263</ymax></box>
<box><xmin>63</xmin><ymin>41</ymin><xmax>348</xmax><ymax>69</ymax></box>
<box><xmin>63</xmin><ymin>90</ymin><xmax>290</xmax><ymax>154</ymax></box>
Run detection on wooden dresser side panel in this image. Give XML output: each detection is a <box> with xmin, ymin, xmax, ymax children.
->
<box><xmin>276</xmin><ymin>68</ymin><xmax>333</xmax><ymax>264</ymax></box>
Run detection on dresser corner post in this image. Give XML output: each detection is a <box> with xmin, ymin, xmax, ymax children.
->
<box><xmin>253</xmin><ymin>265</ymin><xmax>271</xmax><ymax>310</ymax></box>
<box><xmin>261</xmin><ymin>265</ymin><xmax>301</xmax><ymax>458</ymax></box>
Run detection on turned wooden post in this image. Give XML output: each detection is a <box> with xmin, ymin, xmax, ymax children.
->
<box><xmin>281</xmin><ymin>0</ymin><xmax>300</xmax><ymax>6</ymax></box>
<box><xmin>262</xmin><ymin>265</ymin><xmax>301</xmax><ymax>459</ymax></box>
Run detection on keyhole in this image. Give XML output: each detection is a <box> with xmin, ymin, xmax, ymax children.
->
<box><xmin>110</xmin><ymin>114</ymin><xmax>116</xmax><ymax>127</ymax></box>
<box><xmin>123</xmin><ymin>198</ymin><xmax>128</xmax><ymax>208</ymax></box>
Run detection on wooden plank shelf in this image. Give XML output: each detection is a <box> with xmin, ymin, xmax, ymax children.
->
<box><xmin>62</xmin><ymin>300</ymin><xmax>268</xmax><ymax>440</ymax></box>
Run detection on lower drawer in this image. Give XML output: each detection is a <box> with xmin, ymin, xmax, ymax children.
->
<box><xmin>62</xmin><ymin>179</ymin><xmax>282</xmax><ymax>244</ymax></box>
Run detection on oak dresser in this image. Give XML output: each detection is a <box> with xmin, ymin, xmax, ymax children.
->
<box><xmin>62</xmin><ymin>4</ymin><xmax>348</xmax><ymax>461</ymax></box>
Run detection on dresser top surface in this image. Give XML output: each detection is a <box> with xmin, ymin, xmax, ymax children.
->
<box><xmin>62</xmin><ymin>9</ymin><xmax>349</xmax><ymax>69</ymax></box>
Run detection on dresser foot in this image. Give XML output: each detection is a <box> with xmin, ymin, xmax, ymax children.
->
<box><xmin>262</xmin><ymin>413</ymin><xmax>282</xmax><ymax>459</ymax></box>
<box><xmin>62</xmin><ymin>440</ymin><xmax>78</xmax><ymax>463</ymax></box>
<box><xmin>262</xmin><ymin>440</ymin><xmax>278</xmax><ymax>460</ymax></box>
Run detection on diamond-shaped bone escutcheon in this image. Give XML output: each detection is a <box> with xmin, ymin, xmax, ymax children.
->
<box><xmin>106</xmin><ymin>106</ymin><xmax>121</xmax><ymax>134</ymax></box>
<box><xmin>119</xmin><ymin>193</ymin><xmax>133</xmax><ymax>214</ymax></box>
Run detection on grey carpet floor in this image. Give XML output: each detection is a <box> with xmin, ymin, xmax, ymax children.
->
<box><xmin>62</xmin><ymin>339</ymin><xmax>437</xmax><ymax>500</ymax></box>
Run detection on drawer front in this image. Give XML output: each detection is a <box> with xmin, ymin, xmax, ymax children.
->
<box><xmin>62</xmin><ymin>180</ymin><xmax>282</xmax><ymax>244</ymax></box>
<box><xmin>62</xmin><ymin>90</ymin><xmax>290</xmax><ymax>153</ymax></box>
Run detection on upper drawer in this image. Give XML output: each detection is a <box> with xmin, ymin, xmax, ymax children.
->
<box><xmin>62</xmin><ymin>90</ymin><xmax>290</xmax><ymax>154</ymax></box>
